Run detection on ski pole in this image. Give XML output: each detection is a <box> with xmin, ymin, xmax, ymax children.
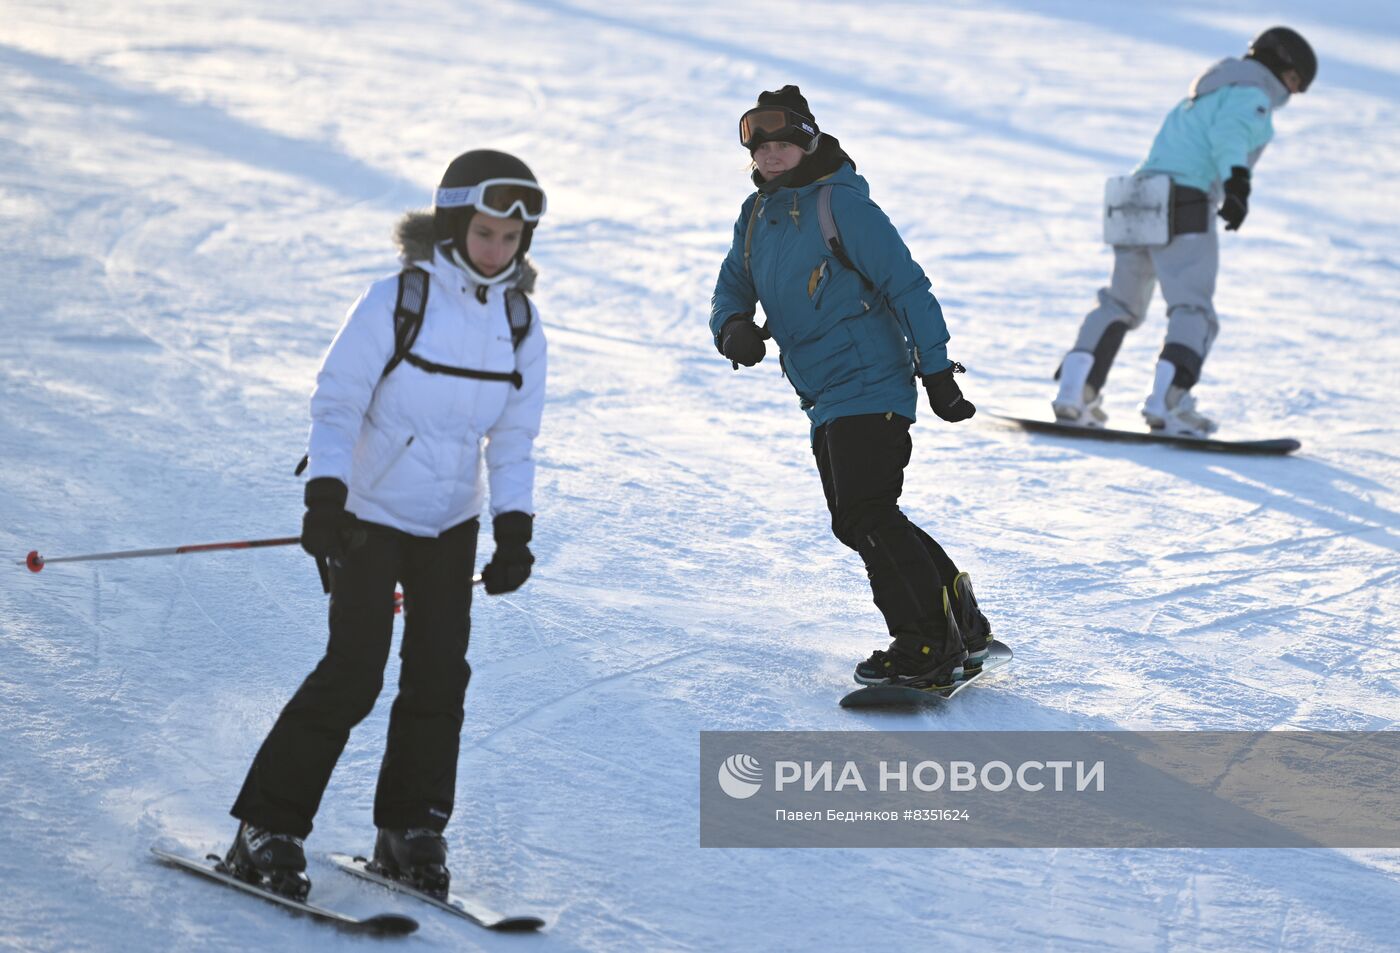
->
<box><xmin>22</xmin><ymin>536</ymin><xmax>301</xmax><ymax>573</ymax></box>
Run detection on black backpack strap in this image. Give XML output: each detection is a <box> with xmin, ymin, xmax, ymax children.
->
<box><xmin>743</xmin><ymin>193</ymin><xmax>760</xmax><ymax>278</ymax></box>
<box><xmin>504</xmin><ymin>289</ymin><xmax>532</xmax><ymax>350</ymax></box>
<box><xmin>817</xmin><ymin>184</ymin><xmax>875</xmax><ymax>293</ymax></box>
<box><xmin>297</xmin><ymin>267</ymin><xmax>428</xmax><ymax>475</ymax></box>
<box><xmin>402</xmin><ymin>353</ymin><xmax>523</xmax><ymax>389</ymax></box>
<box><xmin>382</xmin><ymin>267</ymin><xmax>429</xmax><ymax>379</ymax></box>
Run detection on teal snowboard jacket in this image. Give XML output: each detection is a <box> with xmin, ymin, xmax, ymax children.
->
<box><xmin>710</xmin><ymin>162</ymin><xmax>952</xmax><ymax>431</ymax></box>
<box><xmin>1138</xmin><ymin>57</ymin><xmax>1291</xmax><ymax>195</ymax></box>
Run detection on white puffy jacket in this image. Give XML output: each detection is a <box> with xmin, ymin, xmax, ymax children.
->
<box><xmin>304</xmin><ymin>228</ymin><xmax>546</xmax><ymax>538</ymax></box>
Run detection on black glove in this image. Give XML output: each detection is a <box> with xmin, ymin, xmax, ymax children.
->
<box><xmin>922</xmin><ymin>363</ymin><xmax>976</xmax><ymax>422</ymax></box>
<box><xmin>1218</xmin><ymin>166</ymin><xmax>1251</xmax><ymax>231</ymax></box>
<box><xmin>482</xmin><ymin>511</ymin><xmax>534</xmax><ymax>595</ymax></box>
<box><xmin>301</xmin><ymin>477</ymin><xmax>352</xmax><ymax>560</ymax></box>
<box><xmin>719</xmin><ymin>317</ymin><xmax>766</xmax><ymax>369</ymax></box>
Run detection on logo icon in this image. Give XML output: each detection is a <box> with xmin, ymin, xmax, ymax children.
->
<box><xmin>718</xmin><ymin>754</ymin><xmax>763</xmax><ymax>799</ymax></box>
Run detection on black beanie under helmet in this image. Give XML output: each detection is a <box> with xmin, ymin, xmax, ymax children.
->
<box><xmin>432</xmin><ymin>149</ymin><xmax>540</xmax><ymax>260</ymax></box>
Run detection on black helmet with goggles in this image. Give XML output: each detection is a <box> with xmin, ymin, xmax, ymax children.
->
<box><xmin>432</xmin><ymin>150</ymin><xmax>546</xmax><ymax>281</ymax></box>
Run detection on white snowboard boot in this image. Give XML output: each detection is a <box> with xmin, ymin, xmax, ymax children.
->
<box><xmin>1141</xmin><ymin>360</ymin><xmax>1218</xmax><ymax>437</ymax></box>
<box><xmin>1052</xmin><ymin>351</ymin><xmax>1107</xmax><ymax>427</ymax></box>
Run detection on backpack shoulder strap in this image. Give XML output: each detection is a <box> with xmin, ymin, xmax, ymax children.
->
<box><xmin>504</xmin><ymin>288</ymin><xmax>532</xmax><ymax>350</ymax></box>
<box><xmin>298</xmin><ymin>267</ymin><xmax>428</xmax><ymax>475</ymax></box>
<box><xmin>742</xmin><ymin>193</ymin><xmax>760</xmax><ymax>277</ymax></box>
<box><xmin>817</xmin><ymin>184</ymin><xmax>874</xmax><ymax>292</ymax></box>
<box><xmin>382</xmin><ymin>266</ymin><xmax>429</xmax><ymax>379</ymax></box>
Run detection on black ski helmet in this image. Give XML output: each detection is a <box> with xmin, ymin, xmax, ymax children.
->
<box><xmin>432</xmin><ymin>149</ymin><xmax>541</xmax><ymax>262</ymax></box>
<box><xmin>1246</xmin><ymin>26</ymin><xmax>1316</xmax><ymax>92</ymax></box>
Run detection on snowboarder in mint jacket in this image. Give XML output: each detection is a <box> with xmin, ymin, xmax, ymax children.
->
<box><xmin>711</xmin><ymin>85</ymin><xmax>991</xmax><ymax>691</ymax></box>
<box><xmin>225</xmin><ymin>150</ymin><xmax>547</xmax><ymax>901</ymax></box>
<box><xmin>1053</xmin><ymin>27</ymin><xmax>1316</xmax><ymax>437</ymax></box>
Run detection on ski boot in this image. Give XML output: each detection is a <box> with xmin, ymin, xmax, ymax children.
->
<box><xmin>370</xmin><ymin>828</ymin><xmax>450</xmax><ymax>899</ymax></box>
<box><xmin>1052</xmin><ymin>351</ymin><xmax>1108</xmax><ymax>428</ymax></box>
<box><xmin>1141</xmin><ymin>360</ymin><xmax>1217</xmax><ymax>437</ymax></box>
<box><xmin>223</xmin><ymin>821</ymin><xmax>310</xmax><ymax>900</ymax></box>
<box><xmin>854</xmin><ymin>589</ymin><xmax>967</xmax><ymax>688</ymax></box>
<box><xmin>950</xmin><ymin>571</ymin><xmax>992</xmax><ymax>676</ymax></box>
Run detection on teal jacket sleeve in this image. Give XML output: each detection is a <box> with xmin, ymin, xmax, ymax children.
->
<box><xmin>1208</xmin><ymin>86</ymin><xmax>1273</xmax><ymax>181</ymax></box>
<box><xmin>710</xmin><ymin>194</ymin><xmax>759</xmax><ymax>347</ymax></box>
<box><xmin>832</xmin><ymin>187</ymin><xmax>951</xmax><ymax>375</ymax></box>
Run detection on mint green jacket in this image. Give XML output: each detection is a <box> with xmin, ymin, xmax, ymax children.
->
<box><xmin>1138</xmin><ymin>57</ymin><xmax>1291</xmax><ymax>194</ymax></box>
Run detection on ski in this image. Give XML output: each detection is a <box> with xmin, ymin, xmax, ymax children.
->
<box><xmin>329</xmin><ymin>852</ymin><xmax>545</xmax><ymax>932</ymax></box>
<box><xmin>991</xmin><ymin>413</ymin><xmax>1300</xmax><ymax>455</ymax></box>
<box><xmin>151</xmin><ymin>847</ymin><xmax>418</xmax><ymax>936</ymax></box>
<box><xmin>840</xmin><ymin>640</ymin><xmax>1013</xmax><ymax>709</ymax></box>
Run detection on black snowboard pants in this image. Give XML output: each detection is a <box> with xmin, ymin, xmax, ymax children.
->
<box><xmin>813</xmin><ymin>413</ymin><xmax>960</xmax><ymax>635</ymax></box>
<box><xmin>231</xmin><ymin>516</ymin><xmax>479</xmax><ymax>839</ymax></box>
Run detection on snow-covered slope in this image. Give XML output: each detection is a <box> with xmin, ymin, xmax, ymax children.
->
<box><xmin>2</xmin><ymin>0</ymin><xmax>1398</xmax><ymax>949</ymax></box>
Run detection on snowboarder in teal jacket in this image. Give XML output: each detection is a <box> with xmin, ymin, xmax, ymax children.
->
<box><xmin>1053</xmin><ymin>27</ymin><xmax>1316</xmax><ymax>437</ymax></box>
<box><xmin>711</xmin><ymin>85</ymin><xmax>990</xmax><ymax>690</ymax></box>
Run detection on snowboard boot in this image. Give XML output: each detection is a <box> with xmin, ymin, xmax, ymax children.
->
<box><xmin>1141</xmin><ymin>360</ymin><xmax>1217</xmax><ymax>437</ymax></box>
<box><xmin>1052</xmin><ymin>351</ymin><xmax>1108</xmax><ymax>428</ymax></box>
<box><xmin>224</xmin><ymin>821</ymin><xmax>310</xmax><ymax>900</ymax></box>
<box><xmin>950</xmin><ymin>571</ymin><xmax>992</xmax><ymax>676</ymax></box>
<box><xmin>370</xmin><ymin>828</ymin><xmax>450</xmax><ymax>899</ymax></box>
<box><xmin>854</xmin><ymin>589</ymin><xmax>967</xmax><ymax>688</ymax></box>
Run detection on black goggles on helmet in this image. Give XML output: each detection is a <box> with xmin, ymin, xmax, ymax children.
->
<box><xmin>434</xmin><ymin>178</ymin><xmax>547</xmax><ymax>221</ymax></box>
<box><xmin>739</xmin><ymin>106</ymin><xmax>820</xmax><ymax>153</ymax></box>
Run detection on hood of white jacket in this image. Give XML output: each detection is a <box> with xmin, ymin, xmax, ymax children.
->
<box><xmin>392</xmin><ymin>211</ymin><xmax>538</xmax><ymax>294</ymax></box>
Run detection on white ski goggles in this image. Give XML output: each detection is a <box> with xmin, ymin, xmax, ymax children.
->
<box><xmin>434</xmin><ymin>178</ymin><xmax>547</xmax><ymax>221</ymax></box>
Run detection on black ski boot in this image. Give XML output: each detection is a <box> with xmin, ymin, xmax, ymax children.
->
<box><xmin>223</xmin><ymin>821</ymin><xmax>310</xmax><ymax>900</ymax></box>
<box><xmin>950</xmin><ymin>571</ymin><xmax>992</xmax><ymax>675</ymax></box>
<box><xmin>370</xmin><ymin>828</ymin><xmax>450</xmax><ymax>899</ymax></box>
<box><xmin>854</xmin><ymin>589</ymin><xmax>967</xmax><ymax>688</ymax></box>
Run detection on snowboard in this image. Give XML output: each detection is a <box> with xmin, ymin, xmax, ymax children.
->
<box><xmin>151</xmin><ymin>847</ymin><xmax>418</xmax><ymax>935</ymax></box>
<box><xmin>329</xmin><ymin>852</ymin><xmax>545</xmax><ymax>932</ymax></box>
<box><xmin>992</xmin><ymin>413</ymin><xmax>1300</xmax><ymax>456</ymax></box>
<box><xmin>840</xmin><ymin>640</ymin><xmax>1013</xmax><ymax>709</ymax></box>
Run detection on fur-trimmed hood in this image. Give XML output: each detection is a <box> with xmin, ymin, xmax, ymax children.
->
<box><xmin>393</xmin><ymin>210</ymin><xmax>538</xmax><ymax>293</ymax></box>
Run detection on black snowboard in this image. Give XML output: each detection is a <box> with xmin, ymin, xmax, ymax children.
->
<box><xmin>992</xmin><ymin>413</ymin><xmax>1300</xmax><ymax>455</ymax></box>
<box><xmin>151</xmin><ymin>847</ymin><xmax>418</xmax><ymax>935</ymax></box>
<box><xmin>841</xmin><ymin>640</ymin><xmax>1013</xmax><ymax>709</ymax></box>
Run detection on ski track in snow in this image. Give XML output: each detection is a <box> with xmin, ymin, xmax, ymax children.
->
<box><xmin>2</xmin><ymin>0</ymin><xmax>1399</xmax><ymax>950</ymax></box>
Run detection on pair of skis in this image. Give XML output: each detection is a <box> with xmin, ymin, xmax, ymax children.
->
<box><xmin>152</xmin><ymin>846</ymin><xmax>544</xmax><ymax>936</ymax></box>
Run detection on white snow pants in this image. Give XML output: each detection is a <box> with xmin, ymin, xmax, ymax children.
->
<box><xmin>1071</xmin><ymin>226</ymin><xmax>1219</xmax><ymax>390</ymax></box>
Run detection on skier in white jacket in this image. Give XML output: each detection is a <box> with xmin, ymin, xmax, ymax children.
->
<box><xmin>225</xmin><ymin>150</ymin><xmax>547</xmax><ymax>901</ymax></box>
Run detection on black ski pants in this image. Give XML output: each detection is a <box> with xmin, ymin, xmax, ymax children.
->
<box><xmin>231</xmin><ymin>516</ymin><xmax>478</xmax><ymax>839</ymax></box>
<box><xmin>813</xmin><ymin>413</ymin><xmax>960</xmax><ymax>635</ymax></box>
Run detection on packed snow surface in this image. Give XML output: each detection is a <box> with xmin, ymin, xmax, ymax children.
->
<box><xmin>2</xmin><ymin>0</ymin><xmax>1398</xmax><ymax>949</ymax></box>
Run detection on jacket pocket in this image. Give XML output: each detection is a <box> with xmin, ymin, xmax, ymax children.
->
<box><xmin>369</xmin><ymin>434</ymin><xmax>415</xmax><ymax>490</ymax></box>
<box><xmin>807</xmin><ymin>258</ymin><xmax>832</xmax><ymax>309</ymax></box>
<box><xmin>779</xmin><ymin>351</ymin><xmax>816</xmax><ymax>408</ymax></box>
<box><xmin>784</xmin><ymin>331</ymin><xmax>863</xmax><ymax>407</ymax></box>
